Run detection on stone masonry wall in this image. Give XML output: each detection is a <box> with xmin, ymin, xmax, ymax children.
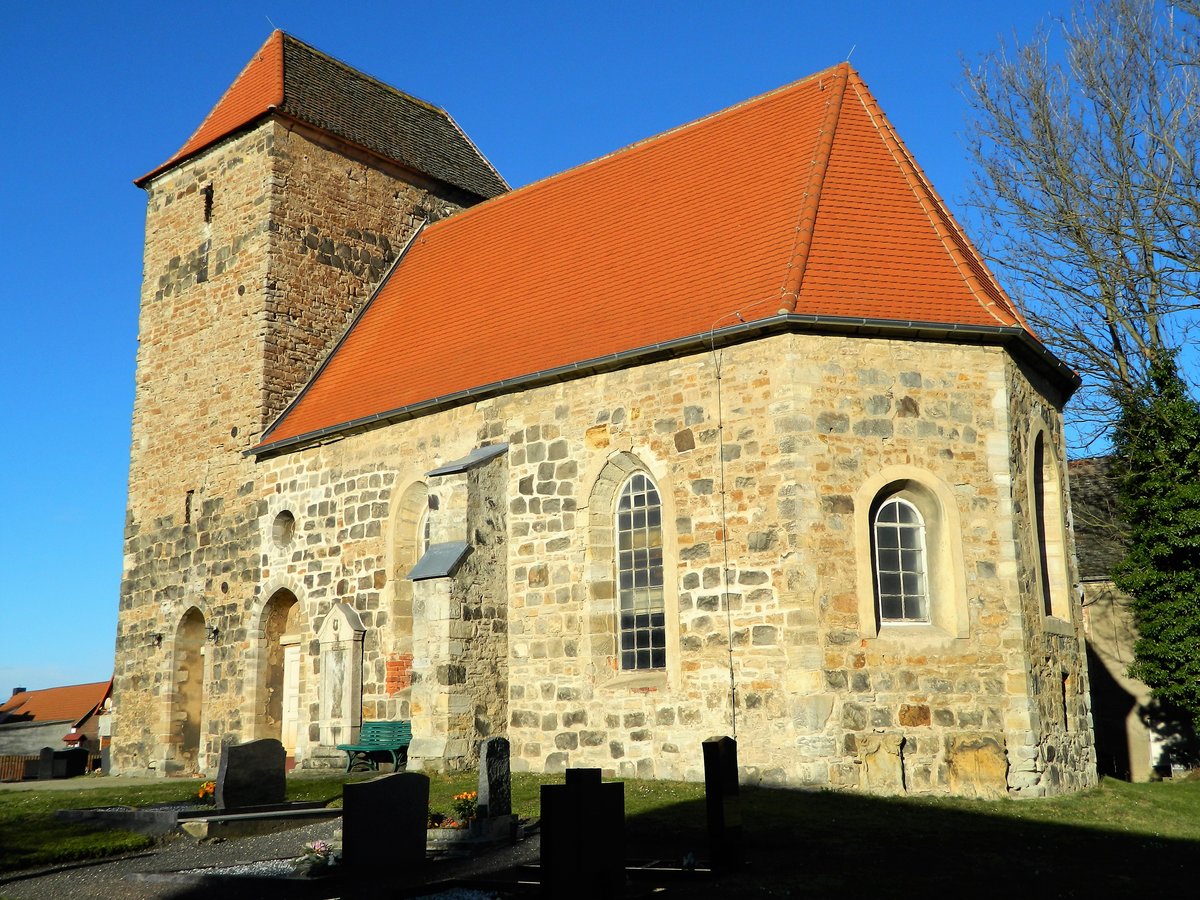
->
<box><xmin>114</xmin><ymin>116</ymin><xmax>482</xmax><ymax>774</ymax></box>
<box><xmin>496</xmin><ymin>333</ymin><xmax>1040</xmax><ymax>792</ymax></box>
<box><xmin>261</xmin><ymin>122</ymin><xmax>476</xmax><ymax>425</ymax></box>
<box><xmin>214</xmin><ymin>330</ymin><xmax>1095</xmax><ymax>795</ymax></box>
<box><xmin>1003</xmin><ymin>357</ymin><xmax>1097</xmax><ymax>795</ymax></box>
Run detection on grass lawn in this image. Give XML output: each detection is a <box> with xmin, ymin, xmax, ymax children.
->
<box><xmin>2</xmin><ymin>772</ymin><xmax>1198</xmax><ymax>895</ymax></box>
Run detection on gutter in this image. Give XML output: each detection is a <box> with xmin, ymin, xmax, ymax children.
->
<box><xmin>251</xmin><ymin>313</ymin><xmax>1078</xmax><ymax>459</ymax></box>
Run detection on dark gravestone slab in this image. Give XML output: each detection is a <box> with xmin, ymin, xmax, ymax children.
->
<box><xmin>540</xmin><ymin>768</ymin><xmax>624</xmax><ymax>898</ymax></box>
<box><xmin>37</xmin><ymin>747</ymin><xmax>54</xmax><ymax>781</ymax></box>
<box><xmin>477</xmin><ymin>736</ymin><xmax>511</xmax><ymax>818</ymax></box>
<box><xmin>702</xmin><ymin>736</ymin><xmax>742</xmax><ymax>872</ymax></box>
<box><xmin>215</xmin><ymin>738</ymin><xmax>286</xmax><ymax>810</ymax></box>
<box><xmin>54</xmin><ymin>747</ymin><xmax>89</xmax><ymax>778</ymax></box>
<box><xmin>343</xmin><ymin>772</ymin><xmax>429</xmax><ymax>871</ymax></box>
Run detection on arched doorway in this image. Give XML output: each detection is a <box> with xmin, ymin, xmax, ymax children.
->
<box><xmin>171</xmin><ymin>607</ymin><xmax>206</xmax><ymax>773</ymax></box>
<box><xmin>260</xmin><ymin>589</ymin><xmax>301</xmax><ymax>758</ymax></box>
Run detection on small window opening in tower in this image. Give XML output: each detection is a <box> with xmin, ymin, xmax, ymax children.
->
<box><xmin>185</xmin><ymin>489</ymin><xmax>195</xmax><ymax>525</ymax></box>
<box><xmin>202</xmin><ymin>184</ymin><xmax>214</xmax><ymax>223</ymax></box>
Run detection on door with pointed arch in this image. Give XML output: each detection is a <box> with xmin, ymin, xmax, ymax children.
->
<box><xmin>260</xmin><ymin>589</ymin><xmax>301</xmax><ymax>764</ymax></box>
<box><xmin>171</xmin><ymin>607</ymin><xmax>207</xmax><ymax>774</ymax></box>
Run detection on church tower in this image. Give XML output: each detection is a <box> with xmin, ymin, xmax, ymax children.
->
<box><xmin>113</xmin><ymin>32</ymin><xmax>505</xmax><ymax>774</ymax></box>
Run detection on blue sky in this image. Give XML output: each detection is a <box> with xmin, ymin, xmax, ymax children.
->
<box><xmin>0</xmin><ymin>0</ymin><xmax>1070</xmax><ymax>692</ymax></box>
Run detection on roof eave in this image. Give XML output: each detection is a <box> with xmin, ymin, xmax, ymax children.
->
<box><xmin>251</xmin><ymin>314</ymin><xmax>1078</xmax><ymax>458</ymax></box>
<box><xmin>134</xmin><ymin>108</ymin><xmax>498</xmax><ymax>202</ymax></box>
<box><xmin>133</xmin><ymin>108</ymin><xmax>278</xmax><ymax>189</ymax></box>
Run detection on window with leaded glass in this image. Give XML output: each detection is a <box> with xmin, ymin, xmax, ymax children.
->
<box><xmin>616</xmin><ymin>473</ymin><xmax>666</xmax><ymax>670</ymax></box>
<box><xmin>874</xmin><ymin>497</ymin><xmax>929</xmax><ymax>623</ymax></box>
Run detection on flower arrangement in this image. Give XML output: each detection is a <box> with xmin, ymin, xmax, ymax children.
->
<box><xmin>296</xmin><ymin>839</ymin><xmax>339</xmax><ymax>875</ymax></box>
<box><xmin>302</xmin><ymin>840</ymin><xmax>333</xmax><ymax>864</ymax></box>
<box><xmin>197</xmin><ymin>781</ymin><xmax>216</xmax><ymax>804</ymax></box>
<box><xmin>452</xmin><ymin>790</ymin><xmax>478</xmax><ymax>822</ymax></box>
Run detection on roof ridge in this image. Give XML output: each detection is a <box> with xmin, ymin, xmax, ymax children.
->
<box><xmin>193</xmin><ymin>30</ymin><xmax>285</xmax><ymax>142</ymax></box>
<box><xmin>278</xmin><ymin>32</ymin><xmax>447</xmax><ymax>118</ymax></box>
<box><xmin>414</xmin><ymin>64</ymin><xmax>850</xmax><ymax>239</ymax></box>
<box><xmin>778</xmin><ymin>62</ymin><xmax>851</xmax><ymax>314</ymax></box>
<box><xmin>843</xmin><ymin>71</ymin><xmax>1031</xmax><ymax>331</ymax></box>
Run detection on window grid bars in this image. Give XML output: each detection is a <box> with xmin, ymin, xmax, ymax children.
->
<box><xmin>616</xmin><ymin>472</ymin><xmax>665</xmax><ymax>670</ymax></box>
<box><xmin>874</xmin><ymin>498</ymin><xmax>929</xmax><ymax>623</ymax></box>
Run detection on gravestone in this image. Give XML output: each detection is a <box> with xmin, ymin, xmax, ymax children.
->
<box><xmin>540</xmin><ymin>768</ymin><xmax>624</xmax><ymax>898</ymax></box>
<box><xmin>37</xmin><ymin>747</ymin><xmax>54</xmax><ymax>781</ymax></box>
<box><xmin>702</xmin><ymin>736</ymin><xmax>742</xmax><ymax>872</ymax></box>
<box><xmin>55</xmin><ymin>747</ymin><xmax>90</xmax><ymax>778</ymax></box>
<box><xmin>477</xmin><ymin>736</ymin><xmax>511</xmax><ymax>818</ymax></box>
<box><xmin>215</xmin><ymin>738</ymin><xmax>286</xmax><ymax>810</ymax></box>
<box><xmin>343</xmin><ymin>772</ymin><xmax>429</xmax><ymax>871</ymax></box>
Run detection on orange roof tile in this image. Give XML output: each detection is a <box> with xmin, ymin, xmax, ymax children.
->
<box><xmin>139</xmin><ymin>31</ymin><xmax>284</xmax><ymax>185</ymax></box>
<box><xmin>259</xmin><ymin>65</ymin><xmax>1063</xmax><ymax>452</ymax></box>
<box><xmin>0</xmin><ymin>680</ymin><xmax>111</xmax><ymax>727</ymax></box>
<box><xmin>136</xmin><ymin>33</ymin><xmax>505</xmax><ymax>198</ymax></box>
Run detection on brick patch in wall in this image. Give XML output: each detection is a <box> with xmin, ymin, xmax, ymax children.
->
<box><xmin>386</xmin><ymin>654</ymin><xmax>413</xmax><ymax>694</ymax></box>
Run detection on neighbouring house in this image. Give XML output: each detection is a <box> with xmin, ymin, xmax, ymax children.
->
<box><xmin>110</xmin><ymin>32</ymin><xmax>1097</xmax><ymax>797</ymax></box>
<box><xmin>0</xmin><ymin>681</ymin><xmax>112</xmax><ymax>759</ymax></box>
<box><xmin>1071</xmin><ymin>456</ymin><xmax>1180</xmax><ymax>780</ymax></box>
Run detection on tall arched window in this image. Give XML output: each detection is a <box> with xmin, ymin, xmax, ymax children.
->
<box><xmin>873</xmin><ymin>497</ymin><xmax>929</xmax><ymax>624</ymax></box>
<box><xmin>1031</xmin><ymin>430</ymin><xmax>1070</xmax><ymax>619</ymax></box>
<box><xmin>616</xmin><ymin>472</ymin><xmax>666</xmax><ymax>670</ymax></box>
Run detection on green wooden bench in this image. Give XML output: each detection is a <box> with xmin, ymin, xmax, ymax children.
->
<box><xmin>336</xmin><ymin>720</ymin><xmax>413</xmax><ymax>773</ymax></box>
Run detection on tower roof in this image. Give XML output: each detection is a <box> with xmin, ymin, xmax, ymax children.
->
<box><xmin>136</xmin><ymin>31</ymin><xmax>507</xmax><ymax>199</ymax></box>
<box><xmin>259</xmin><ymin>64</ymin><xmax>1074</xmax><ymax>453</ymax></box>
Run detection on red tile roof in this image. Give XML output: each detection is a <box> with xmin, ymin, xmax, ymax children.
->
<box><xmin>138</xmin><ymin>31</ymin><xmax>284</xmax><ymax>186</ymax></box>
<box><xmin>259</xmin><ymin>64</ymin><xmax>1059</xmax><ymax>452</ymax></box>
<box><xmin>0</xmin><ymin>681</ymin><xmax>111</xmax><ymax>727</ymax></box>
<box><xmin>136</xmin><ymin>32</ymin><xmax>506</xmax><ymax>198</ymax></box>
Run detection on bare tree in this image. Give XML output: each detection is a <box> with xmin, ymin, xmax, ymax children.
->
<box><xmin>964</xmin><ymin>0</ymin><xmax>1200</xmax><ymax>449</ymax></box>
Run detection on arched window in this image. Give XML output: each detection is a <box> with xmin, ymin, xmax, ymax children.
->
<box><xmin>418</xmin><ymin>507</ymin><xmax>432</xmax><ymax>556</ymax></box>
<box><xmin>873</xmin><ymin>498</ymin><xmax>929</xmax><ymax>624</ymax></box>
<box><xmin>855</xmin><ymin>468</ymin><xmax>969</xmax><ymax>639</ymax></box>
<box><xmin>1031</xmin><ymin>430</ymin><xmax>1070</xmax><ymax>620</ymax></box>
<box><xmin>616</xmin><ymin>472</ymin><xmax>666</xmax><ymax>670</ymax></box>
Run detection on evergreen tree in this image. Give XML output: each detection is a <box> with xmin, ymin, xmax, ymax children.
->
<box><xmin>1113</xmin><ymin>353</ymin><xmax>1200</xmax><ymax>730</ymax></box>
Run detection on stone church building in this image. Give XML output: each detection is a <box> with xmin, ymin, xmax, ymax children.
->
<box><xmin>112</xmin><ymin>32</ymin><xmax>1097</xmax><ymax>797</ymax></box>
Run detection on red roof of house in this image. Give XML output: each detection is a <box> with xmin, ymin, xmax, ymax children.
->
<box><xmin>136</xmin><ymin>32</ymin><xmax>506</xmax><ymax>199</ymax></box>
<box><xmin>259</xmin><ymin>64</ymin><xmax>1053</xmax><ymax>452</ymax></box>
<box><xmin>0</xmin><ymin>681</ymin><xmax>111</xmax><ymax>727</ymax></box>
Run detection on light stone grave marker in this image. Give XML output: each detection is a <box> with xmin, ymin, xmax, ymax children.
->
<box><xmin>477</xmin><ymin>736</ymin><xmax>511</xmax><ymax>818</ymax></box>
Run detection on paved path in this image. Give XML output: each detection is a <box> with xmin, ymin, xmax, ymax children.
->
<box><xmin>0</xmin><ymin>777</ymin><xmax>540</xmax><ymax>899</ymax></box>
<box><xmin>0</xmin><ymin>817</ymin><xmax>540</xmax><ymax>899</ymax></box>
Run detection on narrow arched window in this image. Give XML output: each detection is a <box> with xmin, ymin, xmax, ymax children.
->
<box><xmin>616</xmin><ymin>473</ymin><xmax>665</xmax><ymax>670</ymax></box>
<box><xmin>418</xmin><ymin>507</ymin><xmax>432</xmax><ymax>556</ymax></box>
<box><xmin>874</xmin><ymin>498</ymin><xmax>929</xmax><ymax>624</ymax></box>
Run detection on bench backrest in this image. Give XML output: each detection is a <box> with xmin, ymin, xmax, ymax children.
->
<box><xmin>359</xmin><ymin>720</ymin><xmax>412</xmax><ymax>744</ymax></box>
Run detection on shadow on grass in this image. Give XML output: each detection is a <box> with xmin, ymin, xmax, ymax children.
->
<box><xmin>626</xmin><ymin>784</ymin><xmax>1199</xmax><ymax>898</ymax></box>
